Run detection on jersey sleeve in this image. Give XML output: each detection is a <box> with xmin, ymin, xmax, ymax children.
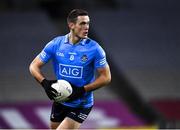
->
<box><xmin>39</xmin><ymin>39</ymin><xmax>56</xmax><ymax>63</ymax></box>
<box><xmin>94</xmin><ymin>44</ymin><xmax>108</xmax><ymax>68</ymax></box>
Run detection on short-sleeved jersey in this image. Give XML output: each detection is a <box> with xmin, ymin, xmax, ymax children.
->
<box><xmin>39</xmin><ymin>34</ymin><xmax>108</xmax><ymax>108</ymax></box>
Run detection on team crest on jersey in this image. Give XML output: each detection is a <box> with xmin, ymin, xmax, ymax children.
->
<box><xmin>81</xmin><ymin>55</ymin><xmax>88</xmax><ymax>62</ymax></box>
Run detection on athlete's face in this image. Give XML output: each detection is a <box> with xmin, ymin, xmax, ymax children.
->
<box><xmin>70</xmin><ymin>15</ymin><xmax>90</xmax><ymax>39</ymax></box>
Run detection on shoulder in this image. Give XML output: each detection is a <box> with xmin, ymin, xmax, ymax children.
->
<box><xmin>85</xmin><ymin>38</ymin><xmax>102</xmax><ymax>48</ymax></box>
<box><xmin>45</xmin><ymin>35</ymin><xmax>65</xmax><ymax>47</ymax></box>
<box><xmin>43</xmin><ymin>35</ymin><xmax>65</xmax><ymax>52</ymax></box>
<box><xmin>51</xmin><ymin>35</ymin><xmax>65</xmax><ymax>45</ymax></box>
<box><xmin>84</xmin><ymin>38</ymin><xmax>106</xmax><ymax>56</ymax></box>
<box><xmin>87</xmin><ymin>38</ymin><xmax>105</xmax><ymax>51</ymax></box>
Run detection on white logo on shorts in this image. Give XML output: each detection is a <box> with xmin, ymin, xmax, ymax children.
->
<box><xmin>78</xmin><ymin>113</ymin><xmax>87</xmax><ymax>120</ymax></box>
<box><xmin>51</xmin><ymin>114</ymin><xmax>54</xmax><ymax>119</ymax></box>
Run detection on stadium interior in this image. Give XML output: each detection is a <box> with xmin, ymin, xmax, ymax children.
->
<box><xmin>0</xmin><ymin>0</ymin><xmax>180</xmax><ymax>129</ymax></box>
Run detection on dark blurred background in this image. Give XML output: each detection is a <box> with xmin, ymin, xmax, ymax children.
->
<box><xmin>0</xmin><ymin>0</ymin><xmax>180</xmax><ymax>129</ymax></box>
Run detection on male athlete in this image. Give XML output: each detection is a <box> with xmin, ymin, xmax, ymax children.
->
<box><xmin>29</xmin><ymin>9</ymin><xmax>111</xmax><ymax>129</ymax></box>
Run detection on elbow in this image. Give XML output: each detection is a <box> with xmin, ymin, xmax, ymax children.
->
<box><xmin>105</xmin><ymin>66</ymin><xmax>111</xmax><ymax>85</ymax></box>
<box><xmin>104</xmin><ymin>75</ymin><xmax>111</xmax><ymax>85</ymax></box>
<box><xmin>107</xmin><ymin>76</ymin><xmax>111</xmax><ymax>84</ymax></box>
<box><xmin>29</xmin><ymin>62</ymin><xmax>34</xmax><ymax>74</ymax></box>
<box><xmin>107</xmin><ymin>70</ymin><xmax>112</xmax><ymax>84</ymax></box>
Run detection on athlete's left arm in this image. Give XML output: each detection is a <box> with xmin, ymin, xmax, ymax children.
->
<box><xmin>67</xmin><ymin>65</ymin><xmax>111</xmax><ymax>100</ymax></box>
<box><xmin>84</xmin><ymin>65</ymin><xmax>111</xmax><ymax>92</ymax></box>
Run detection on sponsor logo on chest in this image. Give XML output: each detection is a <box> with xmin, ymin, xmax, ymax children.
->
<box><xmin>59</xmin><ymin>64</ymin><xmax>83</xmax><ymax>78</ymax></box>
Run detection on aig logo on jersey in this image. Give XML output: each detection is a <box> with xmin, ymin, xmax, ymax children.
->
<box><xmin>59</xmin><ymin>64</ymin><xmax>83</xmax><ymax>78</ymax></box>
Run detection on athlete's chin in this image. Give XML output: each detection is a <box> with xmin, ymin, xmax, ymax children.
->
<box><xmin>81</xmin><ymin>35</ymin><xmax>88</xmax><ymax>39</ymax></box>
<box><xmin>83</xmin><ymin>36</ymin><xmax>88</xmax><ymax>39</ymax></box>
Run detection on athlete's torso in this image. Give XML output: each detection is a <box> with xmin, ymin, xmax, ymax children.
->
<box><xmin>39</xmin><ymin>34</ymin><xmax>107</xmax><ymax>108</ymax></box>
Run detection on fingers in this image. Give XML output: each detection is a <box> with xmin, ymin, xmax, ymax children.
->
<box><xmin>46</xmin><ymin>90</ymin><xmax>57</xmax><ymax>100</ymax></box>
<box><xmin>50</xmin><ymin>80</ymin><xmax>57</xmax><ymax>84</ymax></box>
<box><xmin>51</xmin><ymin>90</ymin><xmax>58</xmax><ymax>97</ymax></box>
<box><xmin>51</xmin><ymin>87</ymin><xmax>58</xmax><ymax>93</ymax></box>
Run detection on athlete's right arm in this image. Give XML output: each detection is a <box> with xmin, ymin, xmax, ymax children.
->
<box><xmin>29</xmin><ymin>56</ymin><xmax>45</xmax><ymax>83</ymax></box>
<box><xmin>29</xmin><ymin>56</ymin><xmax>57</xmax><ymax>100</ymax></box>
<box><xmin>29</xmin><ymin>38</ymin><xmax>56</xmax><ymax>82</ymax></box>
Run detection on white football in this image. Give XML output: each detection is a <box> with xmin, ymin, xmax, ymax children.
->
<box><xmin>51</xmin><ymin>80</ymin><xmax>72</xmax><ymax>102</ymax></box>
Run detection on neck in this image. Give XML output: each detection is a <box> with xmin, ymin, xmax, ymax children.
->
<box><xmin>69</xmin><ymin>32</ymin><xmax>81</xmax><ymax>44</ymax></box>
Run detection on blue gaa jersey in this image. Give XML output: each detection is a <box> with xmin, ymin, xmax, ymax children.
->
<box><xmin>39</xmin><ymin>34</ymin><xmax>108</xmax><ymax>108</ymax></box>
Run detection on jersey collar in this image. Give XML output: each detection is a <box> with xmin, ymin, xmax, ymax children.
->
<box><xmin>64</xmin><ymin>33</ymin><xmax>87</xmax><ymax>46</ymax></box>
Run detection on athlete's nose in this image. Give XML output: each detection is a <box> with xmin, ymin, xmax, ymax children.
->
<box><xmin>84</xmin><ymin>23</ymin><xmax>89</xmax><ymax>30</ymax></box>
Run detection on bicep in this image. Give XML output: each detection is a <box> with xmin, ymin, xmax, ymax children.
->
<box><xmin>30</xmin><ymin>55</ymin><xmax>45</xmax><ymax>68</ymax></box>
<box><xmin>97</xmin><ymin>65</ymin><xmax>111</xmax><ymax>79</ymax></box>
<box><xmin>29</xmin><ymin>56</ymin><xmax>46</xmax><ymax>82</ymax></box>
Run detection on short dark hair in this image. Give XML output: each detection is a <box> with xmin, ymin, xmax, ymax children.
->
<box><xmin>67</xmin><ymin>9</ymin><xmax>88</xmax><ymax>23</ymax></box>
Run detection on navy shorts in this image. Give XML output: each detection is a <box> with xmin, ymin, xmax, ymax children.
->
<box><xmin>50</xmin><ymin>102</ymin><xmax>93</xmax><ymax>123</ymax></box>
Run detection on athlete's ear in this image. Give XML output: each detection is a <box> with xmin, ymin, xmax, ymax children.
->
<box><xmin>68</xmin><ymin>22</ymin><xmax>75</xmax><ymax>30</ymax></box>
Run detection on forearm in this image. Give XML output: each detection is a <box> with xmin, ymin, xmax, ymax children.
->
<box><xmin>29</xmin><ymin>64</ymin><xmax>45</xmax><ymax>83</ymax></box>
<box><xmin>84</xmin><ymin>74</ymin><xmax>111</xmax><ymax>92</ymax></box>
<box><xmin>30</xmin><ymin>66</ymin><xmax>45</xmax><ymax>82</ymax></box>
<box><xmin>29</xmin><ymin>57</ymin><xmax>46</xmax><ymax>83</ymax></box>
<box><xmin>84</xmin><ymin>65</ymin><xmax>111</xmax><ymax>92</ymax></box>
